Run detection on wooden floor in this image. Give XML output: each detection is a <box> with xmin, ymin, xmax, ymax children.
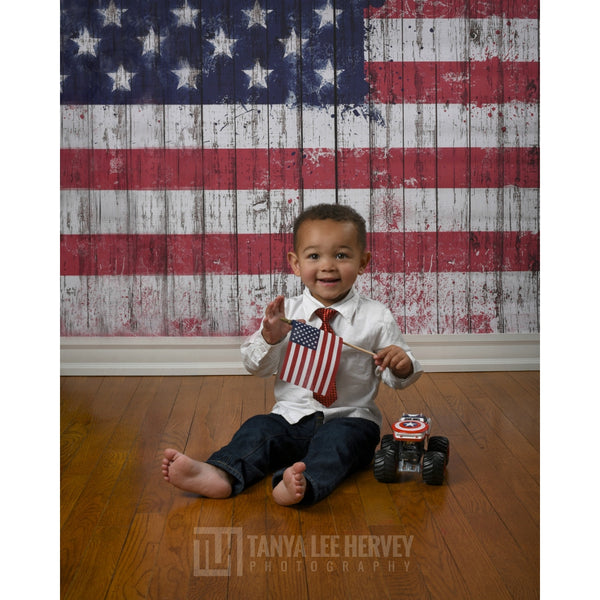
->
<box><xmin>61</xmin><ymin>372</ymin><xmax>539</xmax><ymax>600</ymax></box>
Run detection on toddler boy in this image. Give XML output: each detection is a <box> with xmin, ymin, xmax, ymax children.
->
<box><xmin>162</xmin><ymin>203</ymin><xmax>422</xmax><ymax>505</ymax></box>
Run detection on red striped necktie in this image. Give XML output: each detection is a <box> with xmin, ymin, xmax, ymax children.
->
<box><xmin>313</xmin><ymin>308</ymin><xmax>338</xmax><ymax>407</ymax></box>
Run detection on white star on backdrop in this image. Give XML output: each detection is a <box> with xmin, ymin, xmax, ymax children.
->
<box><xmin>72</xmin><ymin>27</ymin><xmax>101</xmax><ymax>56</ymax></box>
<box><xmin>97</xmin><ymin>1</ymin><xmax>126</xmax><ymax>28</ymax></box>
<box><xmin>314</xmin><ymin>1</ymin><xmax>342</xmax><ymax>29</ymax></box>
<box><xmin>208</xmin><ymin>28</ymin><xmax>237</xmax><ymax>58</ymax></box>
<box><xmin>171</xmin><ymin>61</ymin><xmax>200</xmax><ymax>89</ymax></box>
<box><xmin>243</xmin><ymin>0</ymin><xmax>272</xmax><ymax>29</ymax></box>
<box><xmin>242</xmin><ymin>58</ymin><xmax>273</xmax><ymax>88</ymax></box>
<box><xmin>107</xmin><ymin>64</ymin><xmax>135</xmax><ymax>91</ymax></box>
<box><xmin>315</xmin><ymin>60</ymin><xmax>343</xmax><ymax>89</ymax></box>
<box><xmin>171</xmin><ymin>1</ymin><xmax>199</xmax><ymax>28</ymax></box>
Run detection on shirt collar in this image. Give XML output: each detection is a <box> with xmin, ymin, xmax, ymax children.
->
<box><xmin>302</xmin><ymin>287</ymin><xmax>359</xmax><ymax>324</ymax></box>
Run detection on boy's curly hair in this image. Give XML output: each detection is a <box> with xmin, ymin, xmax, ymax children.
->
<box><xmin>293</xmin><ymin>203</ymin><xmax>367</xmax><ymax>251</ymax></box>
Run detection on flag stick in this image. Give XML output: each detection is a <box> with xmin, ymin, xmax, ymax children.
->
<box><xmin>342</xmin><ymin>340</ymin><xmax>377</xmax><ymax>357</ymax></box>
<box><xmin>280</xmin><ymin>317</ymin><xmax>377</xmax><ymax>357</ymax></box>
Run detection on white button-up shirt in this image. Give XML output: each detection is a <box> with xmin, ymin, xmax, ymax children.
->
<box><xmin>241</xmin><ymin>288</ymin><xmax>423</xmax><ymax>427</ymax></box>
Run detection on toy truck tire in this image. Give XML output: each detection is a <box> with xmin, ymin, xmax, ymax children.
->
<box><xmin>380</xmin><ymin>434</ymin><xmax>394</xmax><ymax>451</ymax></box>
<box><xmin>422</xmin><ymin>451</ymin><xmax>446</xmax><ymax>485</ymax></box>
<box><xmin>427</xmin><ymin>436</ymin><xmax>450</xmax><ymax>465</ymax></box>
<box><xmin>374</xmin><ymin>445</ymin><xmax>398</xmax><ymax>483</ymax></box>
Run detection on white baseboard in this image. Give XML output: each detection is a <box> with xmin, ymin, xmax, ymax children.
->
<box><xmin>60</xmin><ymin>334</ymin><xmax>539</xmax><ymax>376</ymax></box>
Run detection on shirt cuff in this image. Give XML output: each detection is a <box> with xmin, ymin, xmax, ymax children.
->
<box><xmin>380</xmin><ymin>353</ymin><xmax>424</xmax><ymax>388</ymax></box>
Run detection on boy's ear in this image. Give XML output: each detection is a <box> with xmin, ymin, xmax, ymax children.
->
<box><xmin>287</xmin><ymin>251</ymin><xmax>301</xmax><ymax>276</ymax></box>
<box><xmin>358</xmin><ymin>251</ymin><xmax>371</xmax><ymax>275</ymax></box>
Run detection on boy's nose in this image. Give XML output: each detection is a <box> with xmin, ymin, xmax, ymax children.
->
<box><xmin>320</xmin><ymin>259</ymin><xmax>335</xmax><ymax>270</ymax></box>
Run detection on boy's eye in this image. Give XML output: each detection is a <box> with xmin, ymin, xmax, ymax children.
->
<box><xmin>308</xmin><ymin>253</ymin><xmax>319</xmax><ymax>260</ymax></box>
<box><xmin>336</xmin><ymin>252</ymin><xmax>349</xmax><ymax>259</ymax></box>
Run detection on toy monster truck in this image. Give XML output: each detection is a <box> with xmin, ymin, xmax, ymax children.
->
<box><xmin>373</xmin><ymin>413</ymin><xmax>449</xmax><ymax>485</ymax></box>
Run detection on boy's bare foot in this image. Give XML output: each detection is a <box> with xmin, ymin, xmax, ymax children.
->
<box><xmin>162</xmin><ymin>448</ymin><xmax>233</xmax><ymax>498</ymax></box>
<box><xmin>272</xmin><ymin>462</ymin><xmax>307</xmax><ymax>506</ymax></box>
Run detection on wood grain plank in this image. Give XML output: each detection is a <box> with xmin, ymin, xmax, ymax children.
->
<box><xmin>267</xmin><ymin>190</ymin><xmax>303</xmax><ymax>314</ymax></box>
<box><xmin>135</xmin><ymin>376</ymin><xmax>196</xmax><ymax>514</ymax></box>
<box><xmin>258</xmin><ymin>492</ymin><xmax>308</xmax><ymax>600</ymax></box>
<box><xmin>104</xmin><ymin>513</ymin><xmax>165</xmax><ymax>600</ymax></box>
<box><xmin>185</xmin><ymin>419</ymin><xmax>242</xmax><ymax>597</ymax></box>
<box><xmin>101</xmin><ymin>376</ymin><xmax>187</xmax><ymax>599</ymax></box>
<box><xmin>144</xmin><ymin>377</ymin><xmax>218</xmax><ymax>600</ymax></box>
<box><xmin>420</xmin><ymin>481</ymin><xmax>514</xmax><ymax>599</ymax></box>
<box><xmin>145</xmin><ymin>495</ymin><xmax>208</xmax><ymax>600</ymax></box>
<box><xmin>296</xmin><ymin>501</ymin><xmax>351</xmax><ymax>599</ymax></box>
<box><xmin>60</xmin><ymin>377</ymin><xmax>105</xmax><ymax>470</ymax></box>
<box><xmin>364</xmin><ymin>0</ymin><xmax>409</xmax><ymax>329</ymax></box>
<box><xmin>187</xmin><ymin>375</ymin><xmax>268</xmax><ymax>597</ymax></box>
<box><xmin>438</xmin><ymin>442</ymin><xmax>539</xmax><ymax>598</ymax></box>
<box><xmin>60</xmin><ymin>376</ymin><xmax>104</xmax><ymax>431</ymax></box>
<box><xmin>62</xmin><ymin>376</ymin><xmax>161</xmax><ymax>600</ymax></box>
<box><xmin>403</xmin><ymin>189</ymin><xmax>440</xmax><ymax>334</ymax></box>
<box><xmin>62</xmin><ymin>376</ymin><xmax>151</xmax><ymax>598</ymax></box>
<box><xmin>474</xmin><ymin>371</ymin><xmax>539</xmax><ymax>448</ymax></box>
<box><xmin>388</xmin><ymin>479</ymin><xmax>470</xmax><ymax>600</ymax></box>
<box><xmin>61</xmin><ymin>377</ymin><xmax>140</xmax><ymax>528</ymax></box>
<box><xmin>200</xmin><ymin>106</ymin><xmax>240</xmax><ymax>334</ymax></box>
<box><xmin>415</xmin><ymin>375</ymin><xmax>539</xmax><ymax>561</ymax></box>
<box><xmin>355</xmin><ymin>472</ymin><xmax>431</xmax><ymax>599</ymax></box>
<box><xmin>450</xmin><ymin>372</ymin><xmax>539</xmax><ymax>482</ymax></box>
<box><xmin>236</xmin><ymin>183</ymin><xmax>274</xmax><ymax>335</ymax></box>
<box><xmin>508</xmin><ymin>370</ymin><xmax>539</xmax><ymax>396</ymax></box>
<box><xmin>434</xmin><ymin>101</ymin><xmax>471</xmax><ymax>332</ymax></box>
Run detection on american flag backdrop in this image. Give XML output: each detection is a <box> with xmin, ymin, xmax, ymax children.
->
<box><xmin>60</xmin><ymin>0</ymin><xmax>539</xmax><ymax>337</ymax></box>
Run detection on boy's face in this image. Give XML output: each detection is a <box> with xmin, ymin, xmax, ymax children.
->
<box><xmin>288</xmin><ymin>218</ymin><xmax>371</xmax><ymax>306</ymax></box>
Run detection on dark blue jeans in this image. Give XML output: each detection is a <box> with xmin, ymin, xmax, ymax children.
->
<box><xmin>206</xmin><ymin>412</ymin><xmax>380</xmax><ymax>505</ymax></box>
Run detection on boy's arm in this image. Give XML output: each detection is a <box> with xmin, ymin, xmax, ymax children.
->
<box><xmin>374</xmin><ymin>345</ymin><xmax>414</xmax><ymax>379</ymax></box>
<box><xmin>371</xmin><ymin>308</ymin><xmax>423</xmax><ymax>388</ymax></box>
<box><xmin>261</xmin><ymin>295</ymin><xmax>291</xmax><ymax>345</ymax></box>
<box><xmin>375</xmin><ymin>345</ymin><xmax>423</xmax><ymax>388</ymax></box>
<box><xmin>240</xmin><ymin>296</ymin><xmax>292</xmax><ymax>377</ymax></box>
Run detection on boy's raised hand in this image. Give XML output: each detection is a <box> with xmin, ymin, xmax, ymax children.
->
<box><xmin>262</xmin><ymin>295</ymin><xmax>292</xmax><ymax>345</ymax></box>
<box><xmin>374</xmin><ymin>345</ymin><xmax>414</xmax><ymax>379</ymax></box>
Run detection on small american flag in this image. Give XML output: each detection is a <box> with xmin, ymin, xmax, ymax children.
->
<box><xmin>280</xmin><ymin>320</ymin><xmax>342</xmax><ymax>396</ymax></box>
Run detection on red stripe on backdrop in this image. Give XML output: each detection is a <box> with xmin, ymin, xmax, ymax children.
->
<box><xmin>60</xmin><ymin>231</ymin><xmax>539</xmax><ymax>277</ymax></box>
<box><xmin>60</xmin><ymin>147</ymin><xmax>539</xmax><ymax>190</ymax></box>
<box><xmin>366</xmin><ymin>0</ymin><xmax>539</xmax><ymax>19</ymax></box>
<box><xmin>367</xmin><ymin>60</ymin><xmax>539</xmax><ymax>105</ymax></box>
<box><xmin>370</xmin><ymin>231</ymin><xmax>540</xmax><ymax>273</ymax></box>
